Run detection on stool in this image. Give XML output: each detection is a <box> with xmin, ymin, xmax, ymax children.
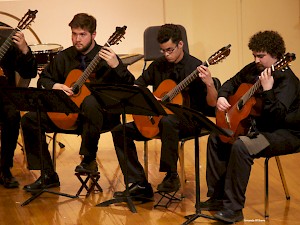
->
<box><xmin>75</xmin><ymin>172</ymin><xmax>103</xmax><ymax>197</ymax></box>
<box><xmin>154</xmin><ymin>190</ymin><xmax>182</xmax><ymax>208</ymax></box>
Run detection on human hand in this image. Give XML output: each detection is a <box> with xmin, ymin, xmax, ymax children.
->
<box><xmin>12</xmin><ymin>31</ymin><xmax>29</xmax><ymax>54</ymax></box>
<box><xmin>197</xmin><ymin>65</ymin><xmax>214</xmax><ymax>87</ymax></box>
<box><xmin>217</xmin><ymin>97</ymin><xmax>231</xmax><ymax>111</ymax></box>
<box><xmin>99</xmin><ymin>46</ymin><xmax>119</xmax><ymax>68</ymax></box>
<box><xmin>259</xmin><ymin>68</ymin><xmax>274</xmax><ymax>91</ymax></box>
<box><xmin>52</xmin><ymin>83</ymin><xmax>74</xmax><ymax>96</ymax></box>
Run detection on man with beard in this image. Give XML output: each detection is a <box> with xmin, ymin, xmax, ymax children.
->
<box><xmin>200</xmin><ymin>30</ymin><xmax>300</xmax><ymax>223</ymax></box>
<box><xmin>21</xmin><ymin>13</ymin><xmax>135</xmax><ymax>191</ymax></box>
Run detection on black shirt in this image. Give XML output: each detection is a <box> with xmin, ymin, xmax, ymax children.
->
<box><xmin>38</xmin><ymin>43</ymin><xmax>135</xmax><ymax>89</ymax></box>
<box><xmin>218</xmin><ymin>62</ymin><xmax>299</xmax><ymax>132</ymax></box>
<box><xmin>0</xmin><ymin>35</ymin><xmax>37</xmax><ymax>87</ymax></box>
<box><xmin>135</xmin><ymin>52</ymin><xmax>215</xmax><ymax>115</ymax></box>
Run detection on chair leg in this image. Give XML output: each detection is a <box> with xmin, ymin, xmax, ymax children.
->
<box><xmin>275</xmin><ymin>156</ymin><xmax>290</xmax><ymax>200</ymax></box>
<box><xmin>264</xmin><ymin>157</ymin><xmax>270</xmax><ymax>219</ymax></box>
<box><xmin>144</xmin><ymin>141</ymin><xmax>148</xmax><ymax>180</ymax></box>
<box><xmin>265</xmin><ymin>156</ymin><xmax>290</xmax><ymax>219</ymax></box>
<box><xmin>52</xmin><ymin>132</ymin><xmax>58</xmax><ymax>172</ymax></box>
<box><xmin>47</xmin><ymin>134</ymin><xmax>65</xmax><ymax>148</ymax></box>
<box><xmin>178</xmin><ymin>140</ymin><xmax>186</xmax><ymax>198</ymax></box>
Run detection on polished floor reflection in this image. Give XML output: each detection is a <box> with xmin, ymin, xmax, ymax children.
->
<box><xmin>0</xmin><ymin>132</ymin><xmax>300</xmax><ymax>225</ymax></box>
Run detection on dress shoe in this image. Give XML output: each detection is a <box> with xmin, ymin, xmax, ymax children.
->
<box><xmin>113</xmin><ymin>182</ymin><xmax>154</xmax><ymax>199</ymax></box>
<box><xmin>157</xmin><ymin>172</ymin><xmax>180</xmax><ymax>193</ymax></box>
<box><xmin>0</xmin><ymin>168</ymin><xmax>19</xmax><ymax>188</ymax></box>
<box><xmin>75</xmin><ymin>160</ymin><xmax>98</xmax><ymax>174</ymax></box>
<box><xmin>214</xmin><ymin>208</ymin><xmax>244</xmax><ymax>223</ymax></box>
<box><xmin>200</xmin><ymin>198</ymin><xmax>223</xmax><ymax>211</ymax></box>
<box><xmin>23</xmin><ymin>172</ymin><xmax>60</xmax><ymax>192</ymax></box>
<box><xmin>0</xmin><ymin>175</ymin><xmax>19</xmax><ymax>188</ymax></box>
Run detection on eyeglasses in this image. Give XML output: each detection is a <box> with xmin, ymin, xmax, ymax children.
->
<box><xmin>160</xmin><ymin>45</ymin><xmax>178</xmax><ymax>55</ymax></box>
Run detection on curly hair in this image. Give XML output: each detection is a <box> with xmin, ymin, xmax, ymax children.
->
<box><xmin>68</xmin><ymin>13</ymin><xmax>97</xmax><ymax>34</ymax></box>
<box><xmin>157</xmin><ymin>24</ymin><xmax>182</xmax><ymax>44</ymax></box>
<box><xmin>248</xmin><ymin>30</ymin><xmax>285</xmax><ymax>59</ymax></box>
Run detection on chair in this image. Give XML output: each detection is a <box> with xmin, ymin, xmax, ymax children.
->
<box><xmin>264</xmin><ymin>155</ymin><xmax>291</xmax><ymax>219</ymax></box>
<box><xmin>50</xmin><ymin>127</ymin><xmax>113</xmax><ymax>197</ymax></box>
<box><xmin>50</xmin><ymin>128</ymin><xmax>81</xmax><ymax>171</ymax></box>
<box><xmin>142</xmin><ymin>25</ymin><xmax>189</xmax><ymax>72</ymax></box>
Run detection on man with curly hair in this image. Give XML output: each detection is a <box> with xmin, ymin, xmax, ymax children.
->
<box><xmin>200</xmin><ymin>30</ymin><xmax>300</xmax><ymax>223</ymax></box>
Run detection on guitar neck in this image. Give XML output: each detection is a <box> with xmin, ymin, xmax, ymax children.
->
<box><xmin>162</xmin><ymin>69</ymin><xmax>199</xmax><ymax>102</ymax></box>
<box><xmin>239</xmin><ymin>79</ymin><xmax>261</xmax><ymax>107</ymax></box>
<box><xmin>72</xmin><ymin>42</ymin><xmax>112</xmax><ymax>90</ymax></box>
<box><xmin>0</xmin><ymin>29</ymin><xmax>17</xmax><ymax>61</ymax></box>
<box><xmin>162</xmin><ymin>60</ymin><xmax>210</xmax><ymax>102</ymax></box>
<box><xmin>73</xmin><ymin>54</ymin><xmax>101</xmax><ymax>89</ymax></box>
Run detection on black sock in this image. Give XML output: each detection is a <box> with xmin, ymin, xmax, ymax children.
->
<box><xmin>1</xmin><ymin>167</ymin><xmax>12</xmax><ymax>177</ymax></box>
<box><xmin>82</xmin><ymin>156</ymin><xmax>95</xmax><ymax>163</ymax></box>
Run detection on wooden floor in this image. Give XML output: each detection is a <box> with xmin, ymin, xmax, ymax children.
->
<box><xmin>1</xmin><ymin>131</ymin><xmax>300</xmax><ymax>225</ymax></box>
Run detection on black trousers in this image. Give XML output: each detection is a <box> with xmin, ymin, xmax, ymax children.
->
<box><xmin>206</xmin><ymin>129</ymin><xmax>300</xmax><ymax>211</ymax></box>
<box><xmin>21</xmin><ymin>95</ymin><xmax>120</xmax><ymax>170</ymax></box>
<box><xmin>111</xmin><ymin>114</ymin><xmax>196</xmax><ymax>184</ymax></box>
<box><xmin>0</xmin><ymin>102</ymin><xmax>21</xmax><ymax>169</ymax></box>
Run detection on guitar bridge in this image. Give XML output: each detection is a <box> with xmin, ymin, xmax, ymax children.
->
<box><xmin>225</xmin><ymin>112</ymin><xmax>231</xmax><ymax>128</ymax></box>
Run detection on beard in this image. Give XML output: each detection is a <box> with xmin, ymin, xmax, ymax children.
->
<box><xmin>256</xmin><ymin>63</ymin><xmax>265</xmax><ymax>72</ymax></box>
<box><xmin>75</xmin><ymin>38</ymin><xmax>93</xmax><ymax>53</ymax></box>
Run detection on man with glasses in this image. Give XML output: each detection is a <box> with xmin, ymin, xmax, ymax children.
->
<box><xmin>112</xmin><ymin>24</ymin><xmax>218</xmax><ymax>199</ymax></box>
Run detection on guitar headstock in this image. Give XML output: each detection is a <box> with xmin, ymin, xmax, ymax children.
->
<box><xmin>272</xmin><ymin>52</ymin><xmax>296</xmax><ymax>72</ymax></box>
<box><xmin>206</xmin><ymin>44</ymin><xmax>231</xmax><ymax>66</ymax></box>
<box><xmin>17</xmin><ymin>9</ymin><xmax>38</xmax><ymax>30</ymax></box>
<box><xmin>106</xmin><ymin>26</ymin><xmax>127</xmax><ymax>46</ymax></box>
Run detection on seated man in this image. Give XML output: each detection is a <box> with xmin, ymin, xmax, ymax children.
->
<box><xmin>21</xmin><ymin>13</ymin><xmax>135</xmax><ymax>191</ymax></box>
<box><xmin>201</xmin><ymin>30</ymin><xmax>300</xmax><ymax>223</ymax></box>
<box><xmin>112</xmin><ymin>24</ymin><xmax>218</xmax><ymax>199</ymax></box>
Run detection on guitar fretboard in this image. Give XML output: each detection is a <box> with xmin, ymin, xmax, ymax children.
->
<box><xmin>0</xmin><ymin>29</ymin><xmax>17</xmax><ymax>61</ymax></box>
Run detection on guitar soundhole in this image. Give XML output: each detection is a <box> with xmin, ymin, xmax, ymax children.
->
<box><xmin>237</xmin><ymin>99</ymin><xmax>244</xmax><ymax>110</ymax></box>
<box><xmin>70</xmin><ymin>81</ymin><xmax>82</xmax><ymax>96</ymax></box>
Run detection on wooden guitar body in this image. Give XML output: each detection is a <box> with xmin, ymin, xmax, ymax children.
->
<box><xmin>46</xmin><ymin>26</ymin><xmax>127</xmax><ymax>130</ymax></box>
<box><xmin>216</xmin><ymin>52</ymin><xmax>296</xmax><ymax>143</ymax></box>
<box><xmin>47</xmin><ymin>69</ymin><xmax>91</xmax><ymax>130</ymax></box>
<box><xmin>216</xmin><ymin>83</ymin><xmax>256</xmax><ymax>143</ymax></box>
<box><xmin>133</xmin><ymin>44</ymin><xmax>232</xmax><ymax>138</ymax></box>
<box><xmin>133</xmin><ymin>79</ymin><xmax>183</xmax><ymax>138</ymax></box>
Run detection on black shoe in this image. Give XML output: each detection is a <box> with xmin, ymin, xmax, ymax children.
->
<box><xmin>214</xmin><ymin>208</ymin><xmax>244</xmax><ymax>223</ymax></box>
<box><xmin>200</xmin><ymin>198</ymin><xmax>223</xmax><ymax>211</ymax></box>
<box><xmin>0</xmin><ymin>173</ymin><xmax>19</xmax><ymax>189</ymax></box>
<box><xmin>75</xmin><ymin>160</ymin><xmax>98</xmax><ymax>174</ymax></box>
<box><xmin>113</xmin><ymin>182</ymin><xmax>154</xmax><ymax>199</ymax></box>
<box><xmin>23</xmin><ymin>172</ymin><xmax>60</xmax><ymax>192</ymax></box>
<box><xmin>157</xmin><ymin>172</ymin><xmax>180</xmax><ymax>192</ymax></box>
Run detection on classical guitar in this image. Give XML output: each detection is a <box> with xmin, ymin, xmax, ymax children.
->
<box><xmin>133</xmin><ymin>44</ymin><xmax>231</xmax><ymax>138</ymax></box>
<box><xmin>0</xmin><ymin>10</ymin><xmax>38</xmax><ymax>81</ymax></box>
<box><xmin>216</xmin><ymin>52</ymin><xmax>296</xmax><ymax>143</ymax></box>
<box><xmin>47</xmin><ymin>26</ymin><xmax>127</xmax><ymax>130</ymax></box>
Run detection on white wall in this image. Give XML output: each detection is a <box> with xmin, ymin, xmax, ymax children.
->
<box><xmin>1</xmin><ymin>0</ymin><xmax>300</xmax><ymax>84</ymax></box>
<box><xmin>164</xmin><ymin>0</ymin><xmax>300</xmax><ymax>83</ymax></box>
<box><xmin>0</xmin><ymin>0</ymin><xmax>164</xmax><ymax>53</ymax></box>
